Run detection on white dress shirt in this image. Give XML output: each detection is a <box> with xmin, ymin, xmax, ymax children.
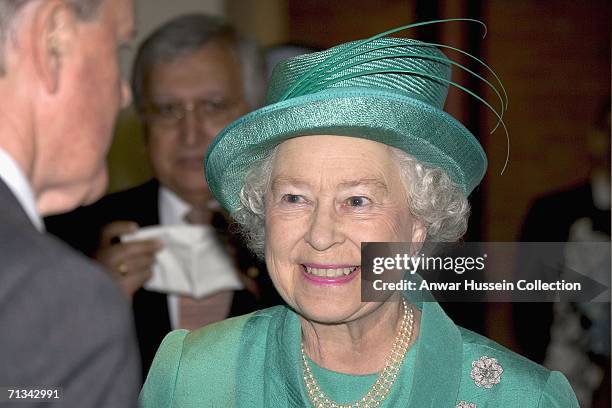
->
<box><xmin>158</xmin><ymin>186</ymin><xmax>192</xmax><ymax>329</ymax></box>
<box><xmin>0</xmin><ymin>148</ymin><xmax>44</xmax><ymax>231</ymax></box>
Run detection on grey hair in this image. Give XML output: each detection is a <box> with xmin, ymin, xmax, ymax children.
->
<box><xmin>130</xmin><ymin>13</ymin><xmax>266</xmax><ymax>113</ymax></box>
<box><xmin>0</xmin><ymin>0</ymin><xmax>103</xmax><ymax>75</ymax></box>
<box><xmin>233</xmin><ymin>147</ymin><xmax>278</xmax><ymax>258</ymax></box>
<box><xmin>388</xmin><ymin>147</ymin><xmax>470</xmax><ymax>241</ymax></box>
<box><xmin>233</xmin><ymin>144</ymin><xmax>470</xmax><ymax>259</ymax></box>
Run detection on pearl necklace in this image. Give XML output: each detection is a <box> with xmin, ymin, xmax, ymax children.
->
<box><xmin>301</xmin><ymin>299</ymin><xmax>414</xmax><ymax>408</ymax></box>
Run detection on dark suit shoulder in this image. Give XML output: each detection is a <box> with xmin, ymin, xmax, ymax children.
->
<box><xmin>521</xmin><ymin>182</ymin><xmax>594</xmax><ymax>241</ymax></box>
<box><xmin>0</xmin><ymin>215</ymin><xmax>140</xmax><ymax>406</ymax></box>
<box><xmin>47</xmin><ymin>179</ymin><xmax>159</xmax><ymax>224</ymax></box>
<box><xmin>93</xmin><ymin>179</ymin><xmax>159</xmax><ymax>216</ymax></box>
<box><xmin>528</xmin><ymin>183</ymin><xmax>592</xmax><ymax>212</ymax></box>
<box><xmin>1</xmin><ymin>216</ymin><xmax>133</xmax><ymax>339</ymax></box>
<box><xmin>45</xmin><ymin>179</ymin><xmax>160</xmax><ymax>254</ymax></box>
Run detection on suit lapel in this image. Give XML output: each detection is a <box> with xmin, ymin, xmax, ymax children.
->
<box><xmin>0</xmin><ymin>178</ymin><xmax>39</xmax><ymax>232</ymax></box>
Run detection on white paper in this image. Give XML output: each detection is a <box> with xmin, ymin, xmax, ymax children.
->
<box><xmin>122</xmin><ymin>225</ymin><xmax>243</xmax><ymax>298</ymax></box>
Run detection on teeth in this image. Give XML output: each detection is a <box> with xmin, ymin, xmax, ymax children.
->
<box><xmin>305</xmin><ymin>266</ymin><xmax>357</xmax><ymax>277</ymax></box>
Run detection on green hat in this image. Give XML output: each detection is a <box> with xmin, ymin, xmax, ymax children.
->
<box><xmin>206</xmin><ymin>22</ymin><xmax>504</xmax><ymax>213</ymax></box>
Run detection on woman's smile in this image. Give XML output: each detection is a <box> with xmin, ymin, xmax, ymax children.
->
<box><xmin>301</xmin><ymin>264</ymin><xmax>360</xmax><ymax>285</ymax></box>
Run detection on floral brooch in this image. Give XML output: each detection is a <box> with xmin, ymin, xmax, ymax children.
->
<box><xmin>470</xmin><ymin>356</ymin><xmax>503</xmax><ymax>388</ymax></box>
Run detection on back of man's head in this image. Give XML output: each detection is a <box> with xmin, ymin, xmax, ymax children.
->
<box><xmin>0</xmin><ymin>0</ymin><xmax>135</xmax><ymax>215</ymax></box>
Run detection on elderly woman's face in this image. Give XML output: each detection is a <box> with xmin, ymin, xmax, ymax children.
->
<box><xmin>264</xmin><ymin>135</ymin><xmax>425</xmax><ymax>324</ymax></box>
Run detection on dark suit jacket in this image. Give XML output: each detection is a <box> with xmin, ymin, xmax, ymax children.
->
<box><xmin>45</xmin><ymin>179</ymin><xmax>282</xmax><ymax>378</ymax></box>
<box><xmin>514</xmin><ymin>182</ymin><xmax>611</xmax><ymax>363</ymax></box>
<box><xmin>0</xmin><ymin>179</ymin><xmax>140</xmax><ymax>406</ymax></box>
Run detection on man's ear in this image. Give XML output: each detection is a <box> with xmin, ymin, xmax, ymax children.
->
<box><xmin>31</xmin><ymin>0</ymin><xmax>77</xmax><ymax>94</ymax></box>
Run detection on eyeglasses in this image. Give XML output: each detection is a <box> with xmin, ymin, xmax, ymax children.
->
<box><xmin>144</xmin><ymin>98</ymin><xmax>239</xmax><ymax>128</ymax></box>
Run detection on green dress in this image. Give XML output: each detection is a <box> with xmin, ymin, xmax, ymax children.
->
<box><xmin>140</xmin><ymin>300</ymin><xmax>578</xmax><ymax>407</ymax></box>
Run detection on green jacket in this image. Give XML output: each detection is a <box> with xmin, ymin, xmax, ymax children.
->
<box><xmin>140</xmin><ymin>301</ymin><xmax>578</xmax><ymax>407</ymax></box>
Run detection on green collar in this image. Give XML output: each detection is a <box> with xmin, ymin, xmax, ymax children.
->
<box><xmin>236</xmin><ymin>299</ymin><xmax>462</xmax><ymax>407</ymax></box>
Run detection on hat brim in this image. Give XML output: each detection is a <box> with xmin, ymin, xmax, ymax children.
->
<box><xmin>205</xmin><ymin>87</ymin><xmax>487</xmax><ymax>213</ymax></box>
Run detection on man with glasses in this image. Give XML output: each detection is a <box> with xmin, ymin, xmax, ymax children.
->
<box><xmin>46</xmin><ymin>13</ymin><xmax>279</xmax><ymax>378</ymax></box>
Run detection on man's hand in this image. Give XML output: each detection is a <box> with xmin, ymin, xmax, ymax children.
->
<box><xmin>95</xmin><ymin>221</ymin><xmax>163</xmax><ymax>299</ymax></box>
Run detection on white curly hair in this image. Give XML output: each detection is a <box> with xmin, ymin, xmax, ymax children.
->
<box><xmin>232</xmin><ymin>143</ymin><xmax>471</xmax><ymax>258</ymax></box>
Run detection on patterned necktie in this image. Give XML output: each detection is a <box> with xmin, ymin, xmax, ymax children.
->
<box><xmin>178</xmin><ymin>290</ymin><xmax>234</xmax><ymax>330</ymax></box>
<box><xmin>183</xmin><ymin>206</ymin><xmax>213</xmax><ymax>225</ymax></box>
<box><xmin>177</xmin><ymin>206</ymin><xmax>234</xmax><ymax>330</ymax></box>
